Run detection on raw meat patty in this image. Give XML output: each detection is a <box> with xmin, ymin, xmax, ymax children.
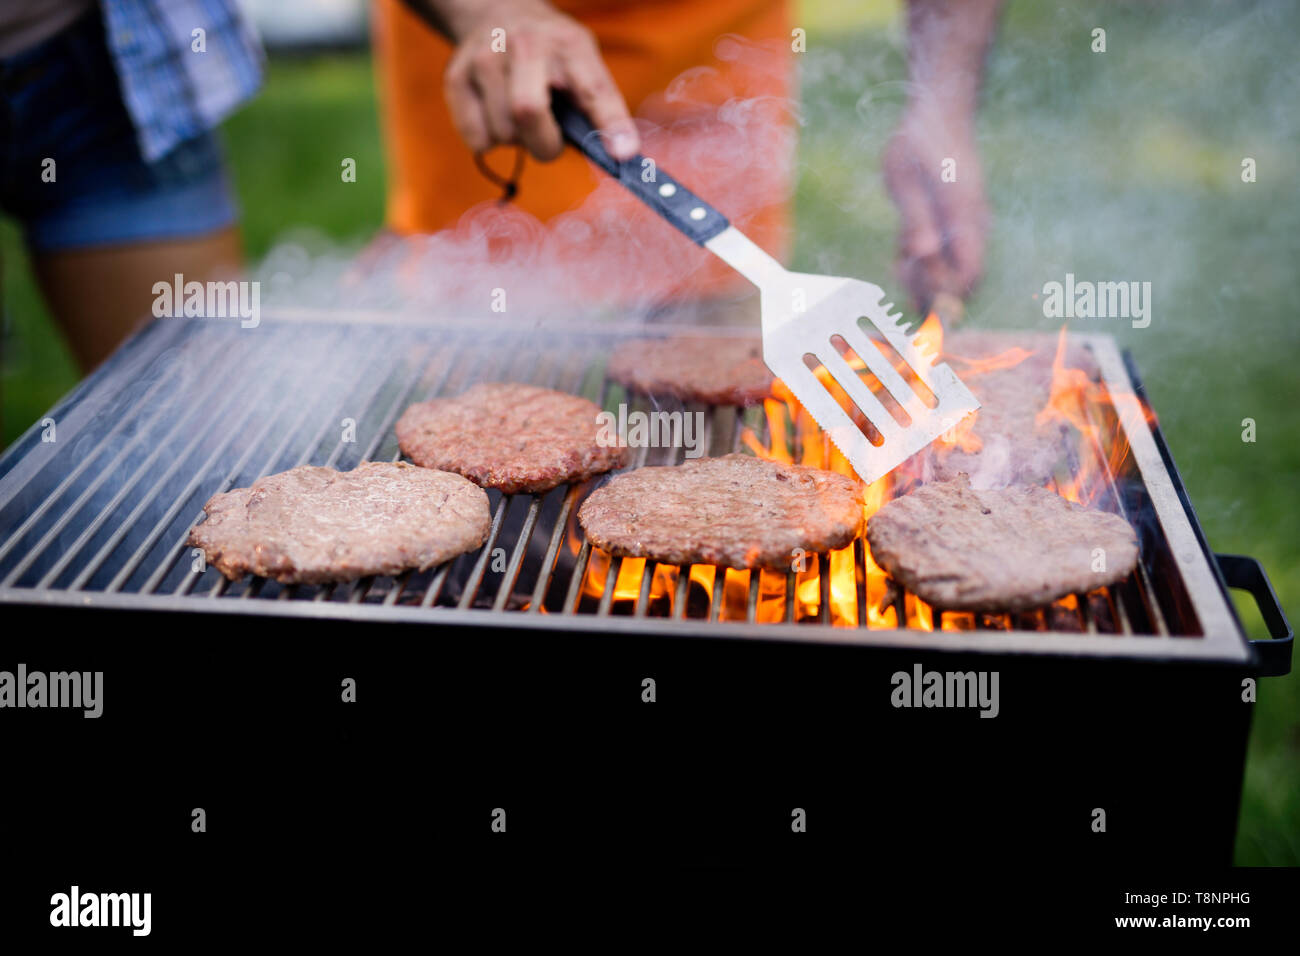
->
<box><xmin>188</xmin><ymin>462</ymin><xmax>489</xmax><ymax>584</ymax></box>
<box><xmin>578</xmin><ymin>453</ymin><xmax>865</xmax><ymax>570</ymax></box>
<box><xmin>866</xmin><ymin>474</ymin><xmax>1138</xmax><ymax>611</ymax></box>
<box><xmin>606</xmin><ymin>336</ymin><xmax>774</xmax><ymax>406</ymax></box>
<box><xmin>395</xmin><ymin>383</ymin><xmax>627</xmax><ymax>494</ymax></box>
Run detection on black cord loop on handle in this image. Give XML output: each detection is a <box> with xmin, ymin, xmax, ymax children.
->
<box><xmin>473</xmin><ymin>146</ymin><xmax>526</xmax><ymax>204</ymax></box>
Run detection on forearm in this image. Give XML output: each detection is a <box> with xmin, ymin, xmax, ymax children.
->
<box><xmin>903</xmin><ymin>0</ymin><xmax>1003</xmax><ymax>124</ymax></box>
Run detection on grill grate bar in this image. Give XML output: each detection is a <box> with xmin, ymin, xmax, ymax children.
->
<box><xmin>673</xmin><ymin>567</ymin><xmax>690</xmax><ymax>620</ymax></box>
<box><xmin>0</xmin><ymin>319</ymin><xmax>191</xmax><ymax>503</ymax></box>
<box><xmin>730</xmin><ymin>409</ymin><xmax>748</xmax><ymax>457</ymax></box>
<box><xmin>36</xmin><ymin>341</ymin><xmax>272</xmax><ymax>590</ymax></box>
<box><xmin>3</xmin><ymin>341</ymin><xmax>252</xmax><ymax>588</ymax></box>
<box><xmin>457</xmin><ymin>494</ymin><xmax>511</xmax><ymax>610</ymax></box>
<box><xmin>596</xmin><ymin>554</ymin><xmax>622</xmax><ymax>616</ymax></box>
<box><xmin>492</xmin><ymin>496</ymin><xmax>542</xmax><ymax>612</ymax></box>
<box><xmin>1130</xmin><ymin>560</ymin><xmax>1168</xmax><ymax>635</ymax></box>
<box><xmin>1111</xmin><ymin>581</ymin><xmax>1135</xmax><ymax>635</ymax></box>
<box><xmin>708</xmin><ymin>569</ymin><xmax>724</xmax><ymax>623</ymax></box>
<box><xmin>320</xmin><ymin>340</ymin><xmax>413</xmax><ymax>472</ymax></box>
<box><xmin>699</xmin><ymin>406</ymin><xmax>714</xmax><ymax>458</ymax></box>
<box><xmin>853</xmin><ymin>539</ymin><xmax>869</xmax><ymax>628</ymax></box>
<box><xmin>634</xmin><ymin>562</ymin><xmax>655</xmax><ymax>618</ymax></box>
<box><xmin>361</xmin><ymin>341</ymin><xmax>440</xmax><ymax>458</ymax></box>
<box><xmin>529</xmin><ymin>484</ymin><xmax>582</xmax><ymax>613</ymax></box>
<box><xmin>382</xmin><ymin>574</ymin><xmax>408</xmax><ymax>606</ymax></box>
<box><xmin>420</xmin><ymin>561</ymin><xmax>453</xmax><ymax>608</ymax></box>
<box><xmin>1109</xmin><ymin>588</ymin><xmax>1131</xmax><ymax>634</ymax></box>
<box><xmin>565</xmin><ymin>540</ymin><xmax>593</xmax><ymax>612</ymax></box>
<box><xmin>818</xmin><ymin>555</ymin><xmax>831</xmax><ymax>625</ymax></box>
<box><xmin>0</xmin><ymin>367</ymin><xmax>182</xmax><ymax>569</ymax></box>
<box><xmin>1080</xmin><ymin>594</ymin><xmax>1097</xmax><ymax>634</ymax></box>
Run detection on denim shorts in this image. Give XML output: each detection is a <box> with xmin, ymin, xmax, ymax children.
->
<box><xmin>0</xmin><ymin>9</ymin><xmax>239</xmax><ymax>252</ymax></box>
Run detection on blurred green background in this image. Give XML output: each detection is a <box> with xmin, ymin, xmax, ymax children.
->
<box><xmin>1</xmin><ymin>0</ymin><xmax>1295</xmax><ymax>863</ymax></box>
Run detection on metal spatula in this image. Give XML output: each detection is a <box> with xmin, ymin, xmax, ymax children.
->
<box><xmin>553</xmin><ymin>93</ymin><xmax>980</xmax><ymax>484</ymax></box>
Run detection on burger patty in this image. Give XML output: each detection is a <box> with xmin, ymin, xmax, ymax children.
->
<box><xmin>930</xmin><ymin>331</ymin><xmax>1098</xmax><ymax>489</ymax></box>
<box><xmin>606</xmin><ymin>336</ymin><xmax>774</xmax><ymax>406</ymax></box>
<box><xmin>866</xmin><ymin>474</ymin><xmax>1138</xmax><ymax>611</ymax></box>
<box><xmin>395</xmin><ymin>382</ymin><xmax>628</xmax><ymax>494</ymax></box>
<box><xmin>578</xmin><ymin>454</ymin><xmax>865</xmax><ymax>570</ymax></box>
<box><xmin>187</xmin><ymin>462</ymin><xmax>490</xmax><ymax>584</ymax></box>
<box><xmin>932</xmin><ymin>365</ymin><xmax>1071</xmax><ymax>488</ymax></box>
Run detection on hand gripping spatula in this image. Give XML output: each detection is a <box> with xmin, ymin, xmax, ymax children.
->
<box><xmin>553</xmin><ymin>93</ymin><xmax>980</xmax><ymax>485</ymax></box>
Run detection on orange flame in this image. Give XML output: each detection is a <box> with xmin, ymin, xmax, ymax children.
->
<box><xmin>566</xmin><ymin>316</ymin><xmax>1136</xmax><ymax>632</ymax></box>
<box><xmin>1035</xmin><ymin>325</ymin><xmax>1155</xmax><ymax>506</ymax></box>
<box><xmin>734</xmin><ymin>309</ymin><xmax>964</xmax><ymax>627</ymax></box>
<box><xmin>915</xmin><ymin>313</ymin><xmax>944</xmax><ymax>359</ymax></box>
<box><xmin>948</xmin><ymin>346</ymin><xmax>1036</xmax><ymax>377</ymax></box>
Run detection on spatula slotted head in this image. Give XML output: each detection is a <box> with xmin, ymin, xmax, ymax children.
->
<box><xmin>760</xmin><ymin>274</ymin><xmax>980</xmax><ymax>485</ymax></box>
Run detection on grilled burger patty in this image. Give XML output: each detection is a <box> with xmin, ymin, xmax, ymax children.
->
<box><xmin>188</xmin><ymin>462</ymin><xmax>490</xmax><ymax>584</ymax></box>
<box><xmin>931</xmin><ymin>331</ymin><xmax>1095</xmax><ymax>489</ymax></box>
<box><xmin>866</xmin><ymin>474</ymin><xmax>1138</xmax><ymax>611</ymax></box>
<box><xmin>578</xmin><ymin>454</ymin><xmax>865</xmax><ymax>570</ymax></box>
<box><xmin>396</xmin><ymin>382</ymin><xmax>627</xmax><ymax>494</ymax></box>
<box><xmin>606</xmin><ymin>336</ymin><xmax>774</xmax><ymax>406</ymax></box>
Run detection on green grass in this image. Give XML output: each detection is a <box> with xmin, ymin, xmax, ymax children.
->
<box><xmin>1</xmin><ymin>1</ymin><xmax>1296</xmax><ymax>863</ymax></box>
<box><xmin>0</xmin><ymin>218</ymin><xmax>79</xmax><ymax>442</ymax></box>
<box><xmin>221</xmin><ymin>55</ymin><xmax>388</xmax><ymax>256</ymax></box>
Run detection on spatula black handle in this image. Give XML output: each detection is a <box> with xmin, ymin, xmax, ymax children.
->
<box><xmin>551</xmin><ymin>90</ymin><xmax>730</xmax><ymax>246</ymax></box>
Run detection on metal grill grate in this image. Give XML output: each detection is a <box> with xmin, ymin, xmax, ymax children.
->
<box><xmin>0</xmin><ymin>314</ymin><xmax>1247</xmax><ymax>660</ymax></box>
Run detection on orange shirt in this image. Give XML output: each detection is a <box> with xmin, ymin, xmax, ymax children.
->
<box><xmin>371</xmin><ymin>0</ymin><xmax>794</xmax><ymax>303</ymax></box>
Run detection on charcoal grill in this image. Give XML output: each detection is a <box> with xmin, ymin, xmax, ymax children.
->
<box><xmin>2</xmin><ymin>311</ymin><xmax>1294</xmax><ymax>871</ymax></box>
<box><xmin>0</xmin><ymin>313</ymin><xmax>1289</xmax><ymax>673</ymax></box>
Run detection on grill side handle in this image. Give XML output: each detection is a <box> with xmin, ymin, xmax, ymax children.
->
<box><xmin>1216</xmin><ymin>553</ymin><xmax>1293</xmax><ymax>677</ymax></box>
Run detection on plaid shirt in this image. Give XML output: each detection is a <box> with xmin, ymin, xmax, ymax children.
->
<box><xmin>100</xmin><ymin>0</ymin><xmax>263</xmax><ymax>162</ymax></box>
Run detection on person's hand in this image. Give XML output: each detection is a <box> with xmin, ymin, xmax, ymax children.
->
<box><xmin>436</xmin><ymin>0</ymin><xmax>639</xmax><ymax>162</ymax></box>
<box><xmin>883</xmin><ymin>105</ymin><xmax>989</xmax><ymax>318</ymax></box>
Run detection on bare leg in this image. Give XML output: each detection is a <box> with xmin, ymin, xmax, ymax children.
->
<box><xmin>32</xmin><ymin>226</ymin><xmax>243</xmax><ymax>372</ymax></box>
